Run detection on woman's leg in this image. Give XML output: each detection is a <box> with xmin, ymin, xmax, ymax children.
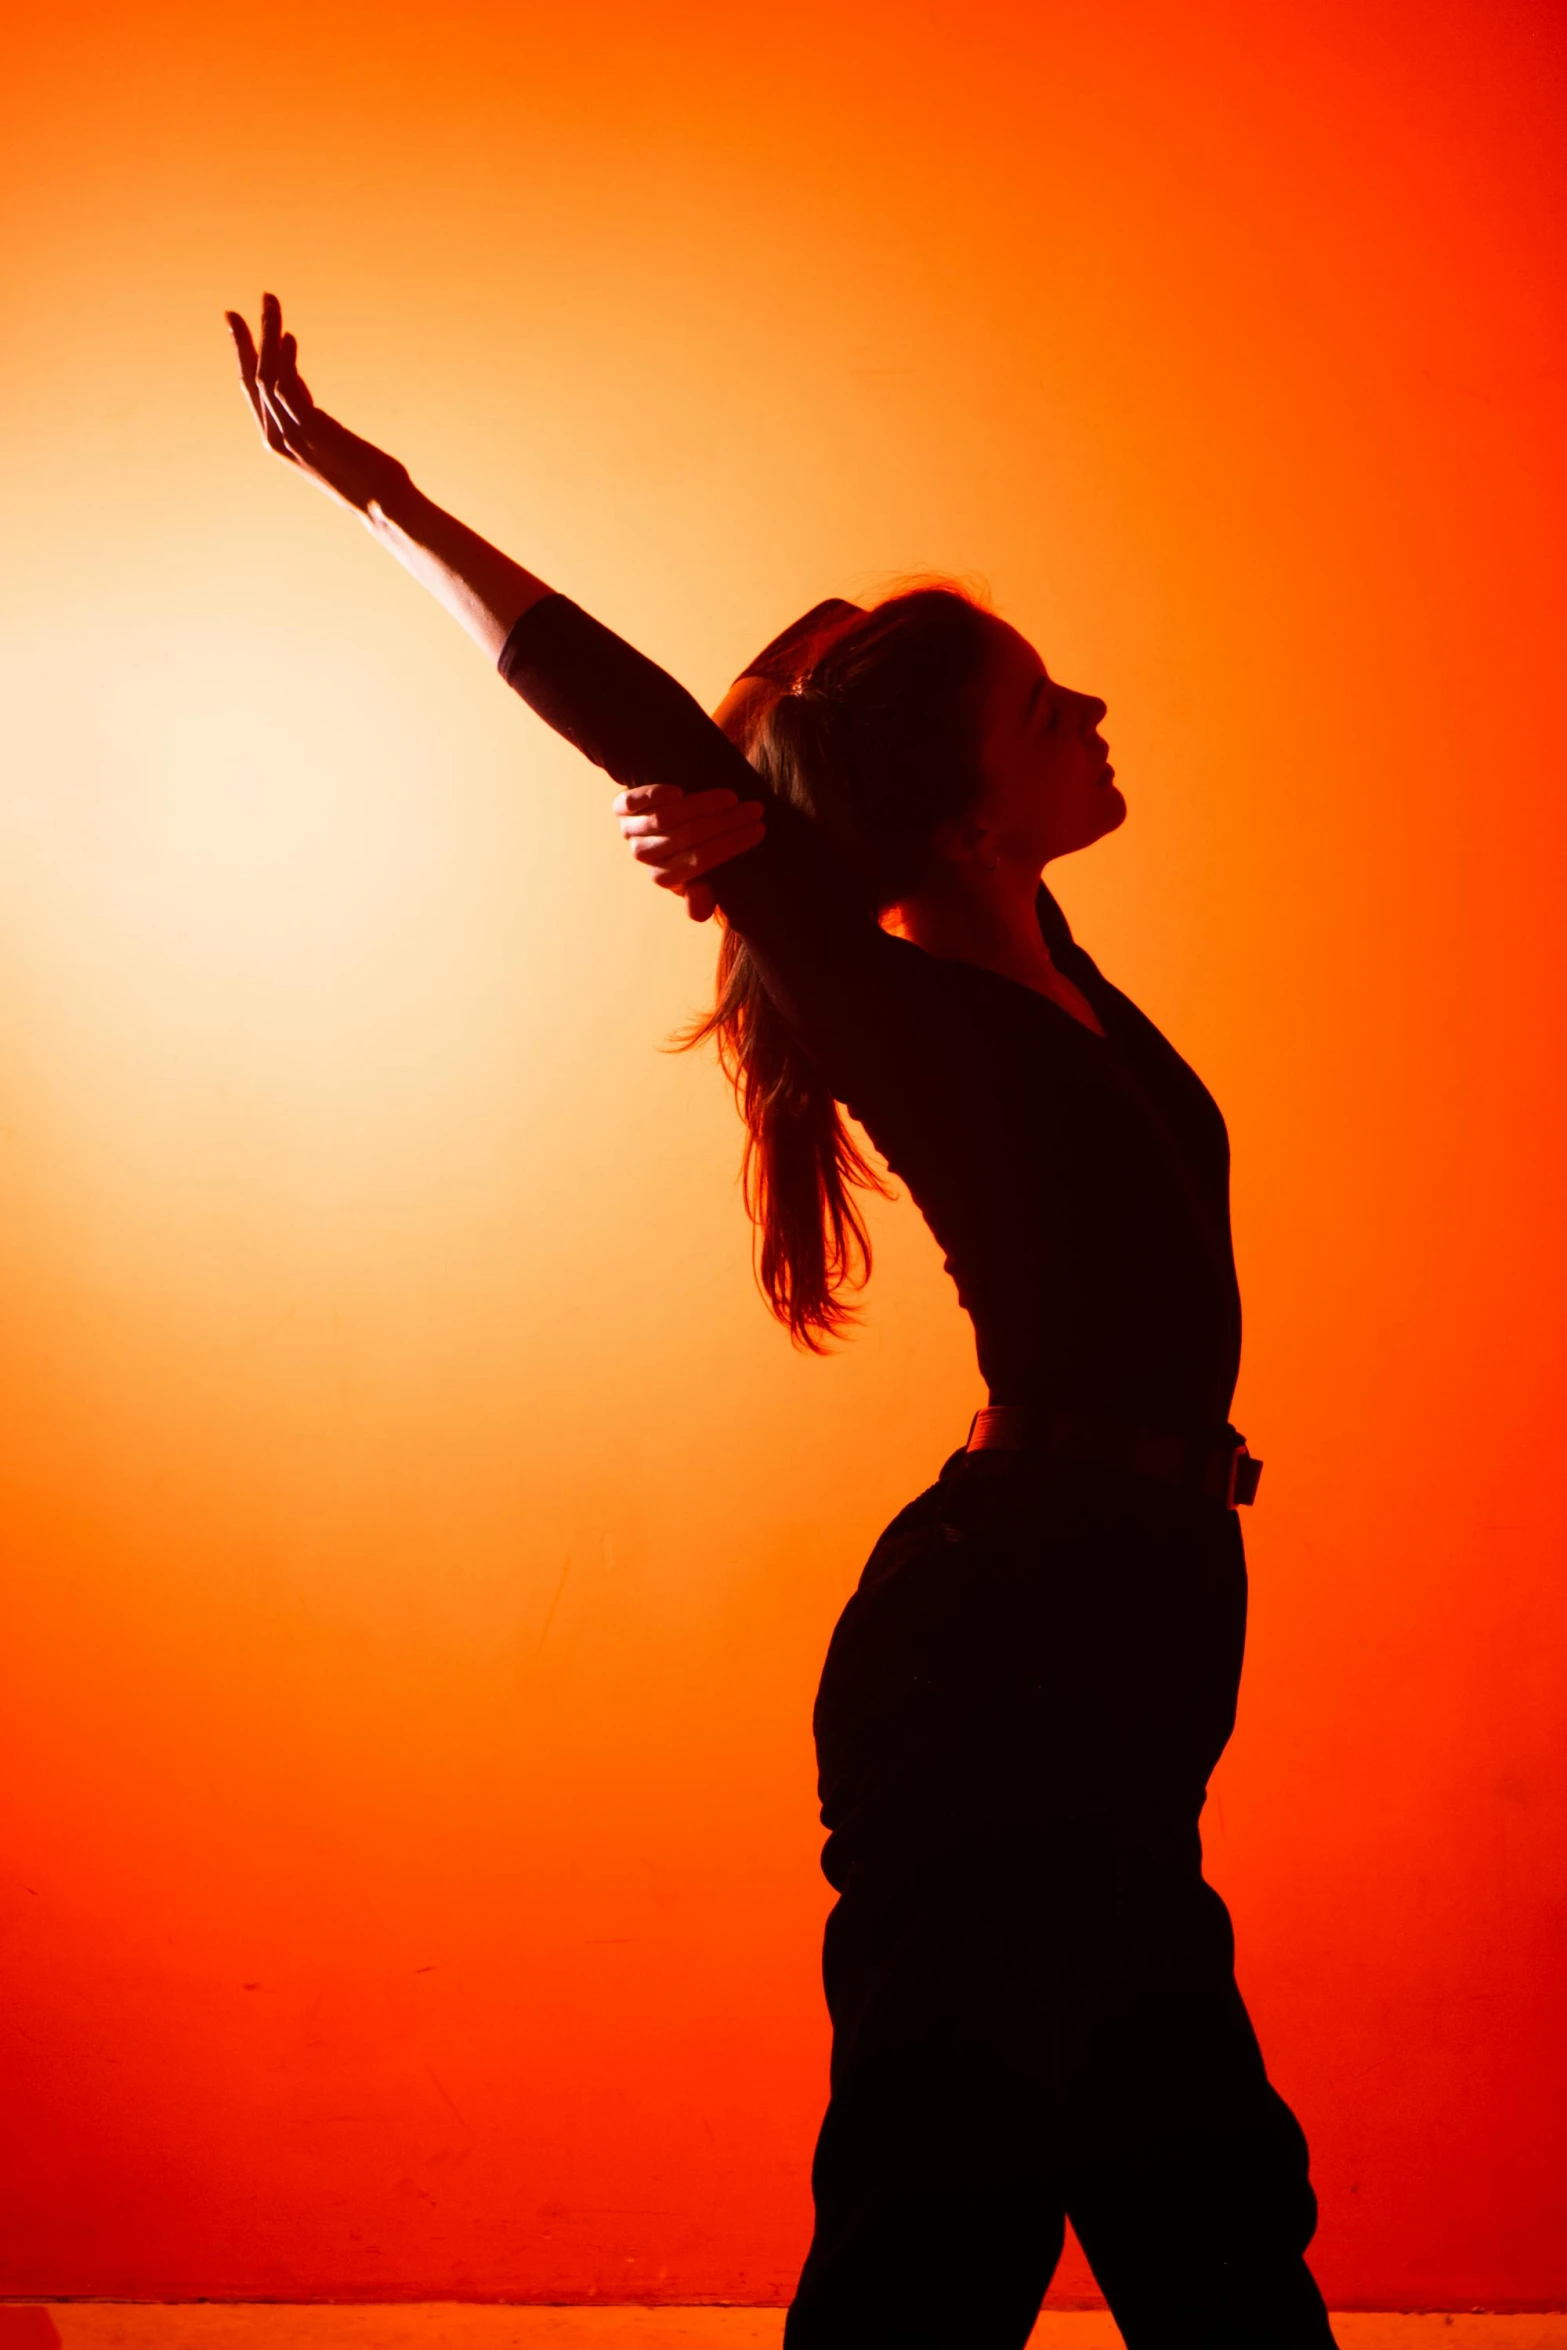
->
<box><xmin>783</xmin><ymin>1863</ymin><xmax>1068</xmax><ymax>2350</ymax></box>
<box><xmin>785</xmin><ymin>2128</ymin><xmax>1064</xmax><ymax>2349</ymax></box>
<box><xmin>788</xmin><ymin>1452</ymin><xmax>1332</xmax><ymax>2345</ymax></box>
<box><xmin>1066</xmin><ymin>2090</ymin><xmax>1338</xmax><ymax>2348</ymax></box>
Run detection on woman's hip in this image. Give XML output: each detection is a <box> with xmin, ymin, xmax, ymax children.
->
<box><xmin>812</xmin><ymin>1447</ymin><xmax>1249</xmax><ymax>1876</ymax></box>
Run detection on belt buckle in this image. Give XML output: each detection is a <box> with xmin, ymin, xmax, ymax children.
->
<box><xmin>1226</xmin><ymin>1443</ymin><xmax>1263</xmax><ymax>1507</ymax></box>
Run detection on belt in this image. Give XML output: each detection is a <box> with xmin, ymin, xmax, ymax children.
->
<box><xmin>965</xmin><ymin>1405</ymin><xmax>1263</xmax><ymax>1508</ymax></box>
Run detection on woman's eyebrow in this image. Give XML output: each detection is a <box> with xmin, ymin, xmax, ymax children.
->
<box><xmin>1024</xmin><ymin>673</ymin><xmax>1049</xmax><ymax>718</ymax></box>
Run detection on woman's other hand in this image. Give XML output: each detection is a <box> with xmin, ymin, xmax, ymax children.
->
<box><xmin>225</xmin><ymin>293</ymin><xmax>412</xmax><ymax>517</ymax></box>
<box><xmin>614</xmin><ymin>783</ymin><xmax>766</xmax><ymax>923</ymax></box>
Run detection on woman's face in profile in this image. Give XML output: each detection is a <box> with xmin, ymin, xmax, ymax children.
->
<box><xmin>971</xmin><ymin>616</ymin><xmax>1125</xmax><ymax>869</ymax></box>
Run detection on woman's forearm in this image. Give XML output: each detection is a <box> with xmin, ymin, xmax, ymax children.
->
<box><xmin>365</xmin><ymin>481</ymin><xmax>554</xmax><ymax>663</ymax></box>
<box><xmin>226</xmin><ymin>296</ymin><xmax>555</xmax><ymax>664</ymax></box>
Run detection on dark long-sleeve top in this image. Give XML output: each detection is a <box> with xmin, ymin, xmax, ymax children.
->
<box><xmin>500</xmin><ymin>596</ymin><xmax>1242</xmax><ymax>1440</ymax></box>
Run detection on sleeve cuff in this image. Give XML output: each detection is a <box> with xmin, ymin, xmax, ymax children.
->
<box><xmin>497</xmin><ymin>591</ymin><xmax>570</xmax><ymax>688</ymax></box>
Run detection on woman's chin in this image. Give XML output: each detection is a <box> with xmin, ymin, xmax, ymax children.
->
<box><xmin>1076</xmin><ymin>792</ymin><xmax>1126</xmax><ymax>851</ymax></box>
<box><xmin>1045</xmin><ymin>789</ymin><xmax>1128</xmax><ymax>862</ymax></box>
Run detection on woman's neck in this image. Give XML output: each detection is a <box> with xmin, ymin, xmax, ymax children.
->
<box><xmin>884</xmin><ymin>869</ymin><xmax>1106</xmax><ymax>1033</ymax></box>
<box><xmin>885</xmin><ymin>868</ymin><xmax>1054</xmax><ymax>987</ymax></box>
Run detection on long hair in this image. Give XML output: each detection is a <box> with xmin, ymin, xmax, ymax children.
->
<box><xmin>681</xmin><ymin>584</ymin><xmax>996</xmax><ymax>1349</ymax></box>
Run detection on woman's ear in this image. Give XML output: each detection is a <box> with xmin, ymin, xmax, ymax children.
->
<box><xmin>930</xmin><ymin>813</ymin><xmax>1000</xmax><ymax>873</ymax></box>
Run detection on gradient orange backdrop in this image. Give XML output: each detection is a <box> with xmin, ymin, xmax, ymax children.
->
<box><xmin>2</xmin><ymin>0</ymin><xmax>1565</xmax><ymax>2313</ymax></box>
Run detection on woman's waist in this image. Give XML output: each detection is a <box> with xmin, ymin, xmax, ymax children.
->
<box><xmin>966</xmin><ymin>1288</ymin><xmax>1238</xmax><ymax>1411</ymax></box>
<box><xmin>975</xmin><ymin>1348</ymin><xmax>1240</xmax><ymax>1438</ymax></box>
<box><xmin>963</xmin><ymin>1402</ymin><xmax>1260</xmax><ymax>1511</ymax></box>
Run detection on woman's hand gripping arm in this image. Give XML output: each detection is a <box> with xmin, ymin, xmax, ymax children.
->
<box><xmin>614</xmin><ymin>783</ymin><xmax>767</xmax><ymax>923</ymax></box>
<box><xmin>225</xmin><ymin>292</ymin><xmax>552</xmax><ymax>660</ymax></box>
<box><xmin>610</xmin><ymin>677</ymin><xmax>775</xmax><ymax>920</ymax></box>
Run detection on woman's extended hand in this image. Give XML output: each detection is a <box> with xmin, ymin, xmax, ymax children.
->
<box><xmin>225</xmin><ymin>293</ymin><xmax>411</xmax><ymax>517</ymax></box>
<box><xmin>614</xmin><ymin>782</ymin><xmax>766</xmax><ymax>922</ymax></box>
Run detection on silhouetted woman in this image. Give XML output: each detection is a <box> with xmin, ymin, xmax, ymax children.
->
<box><xmin>227</xmin><ymin>294</ymin><xmax>1338</xmax><ymax>2349</ymax></box>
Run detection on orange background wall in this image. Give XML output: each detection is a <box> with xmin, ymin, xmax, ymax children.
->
<box><xmin>2</xmin><ymin>0</ymin><xmax>1565</xmax><ymax>2311</ymax></box>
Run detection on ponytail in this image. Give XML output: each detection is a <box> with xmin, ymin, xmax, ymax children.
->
<box><xmin>680</xmin><ymin>586</ymin><xmax>994</xmax><ymax>1348</ymax></box>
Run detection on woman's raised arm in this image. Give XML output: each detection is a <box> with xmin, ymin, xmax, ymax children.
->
<box><xmin>225</xmin><ymin>295</ymin><xmax>880</xmax><ymax>1024</ymax></box>
<box><xmin>225</xmin><ymin>293</ymin><xmax>552</xmax><ymax>659</ymax></box>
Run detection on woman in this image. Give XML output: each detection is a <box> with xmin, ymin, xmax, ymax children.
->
<box><xmin>226</xmin><ymin>294</ymin><xmax>1337</xmax><ymax>2348</ymax></box>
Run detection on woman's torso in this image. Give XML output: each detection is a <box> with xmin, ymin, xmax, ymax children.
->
<box><xmin>817</xmin><ymin>900</ymin><xmax>1242</xmax><ymax>1437</ymax></box>
<box><xmin>496</xmin><ymin>598</ymin><xmax>1243</xmax><ymax>1435</ymax></box>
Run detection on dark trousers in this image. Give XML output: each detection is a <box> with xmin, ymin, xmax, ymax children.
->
<box><xmin>784</xmin><ymin>1447</ymin><xmax>1337</xmax><ymax>2349</ymax></box>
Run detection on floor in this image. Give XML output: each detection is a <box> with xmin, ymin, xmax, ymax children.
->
<box><xmin>4</xmin><ymin>2311</ymin><xmax>1566</xmax><ymax>2349</ymax></box>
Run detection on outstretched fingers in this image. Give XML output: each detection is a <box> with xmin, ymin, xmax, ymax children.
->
<box><xmin>225</xmin><ymin>307</ymin><xmax>289</xmax><ymax>454</ymax></box>
<box><xmin>257</xmin><ymin>294</ymin><xmax>294</xmax><ymax>445</ymax></box>
<box><xmin>257</xmin><ymin>289</ymin><xmax>283</xmax><ymax>383</ymax></box>
<box><xmin>225</xmin><ymin>307</ymin><xmax>259</xmax><ymax>380</ymax></box>
<box><xmin>250</xmin><ymin>292</ymin><xmax>319</xmax><ymax>459</ymax></box>
<box><xmin>271</xmin><ymin>330</ymin><xmax>316</xmax><ymax>428</ymax></box>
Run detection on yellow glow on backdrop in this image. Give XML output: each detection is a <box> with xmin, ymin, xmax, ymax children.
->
<box><xmin>2</xmin><ymin>0</ymin><xmax>1565</xmax><ymax>2310</ymax></box>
